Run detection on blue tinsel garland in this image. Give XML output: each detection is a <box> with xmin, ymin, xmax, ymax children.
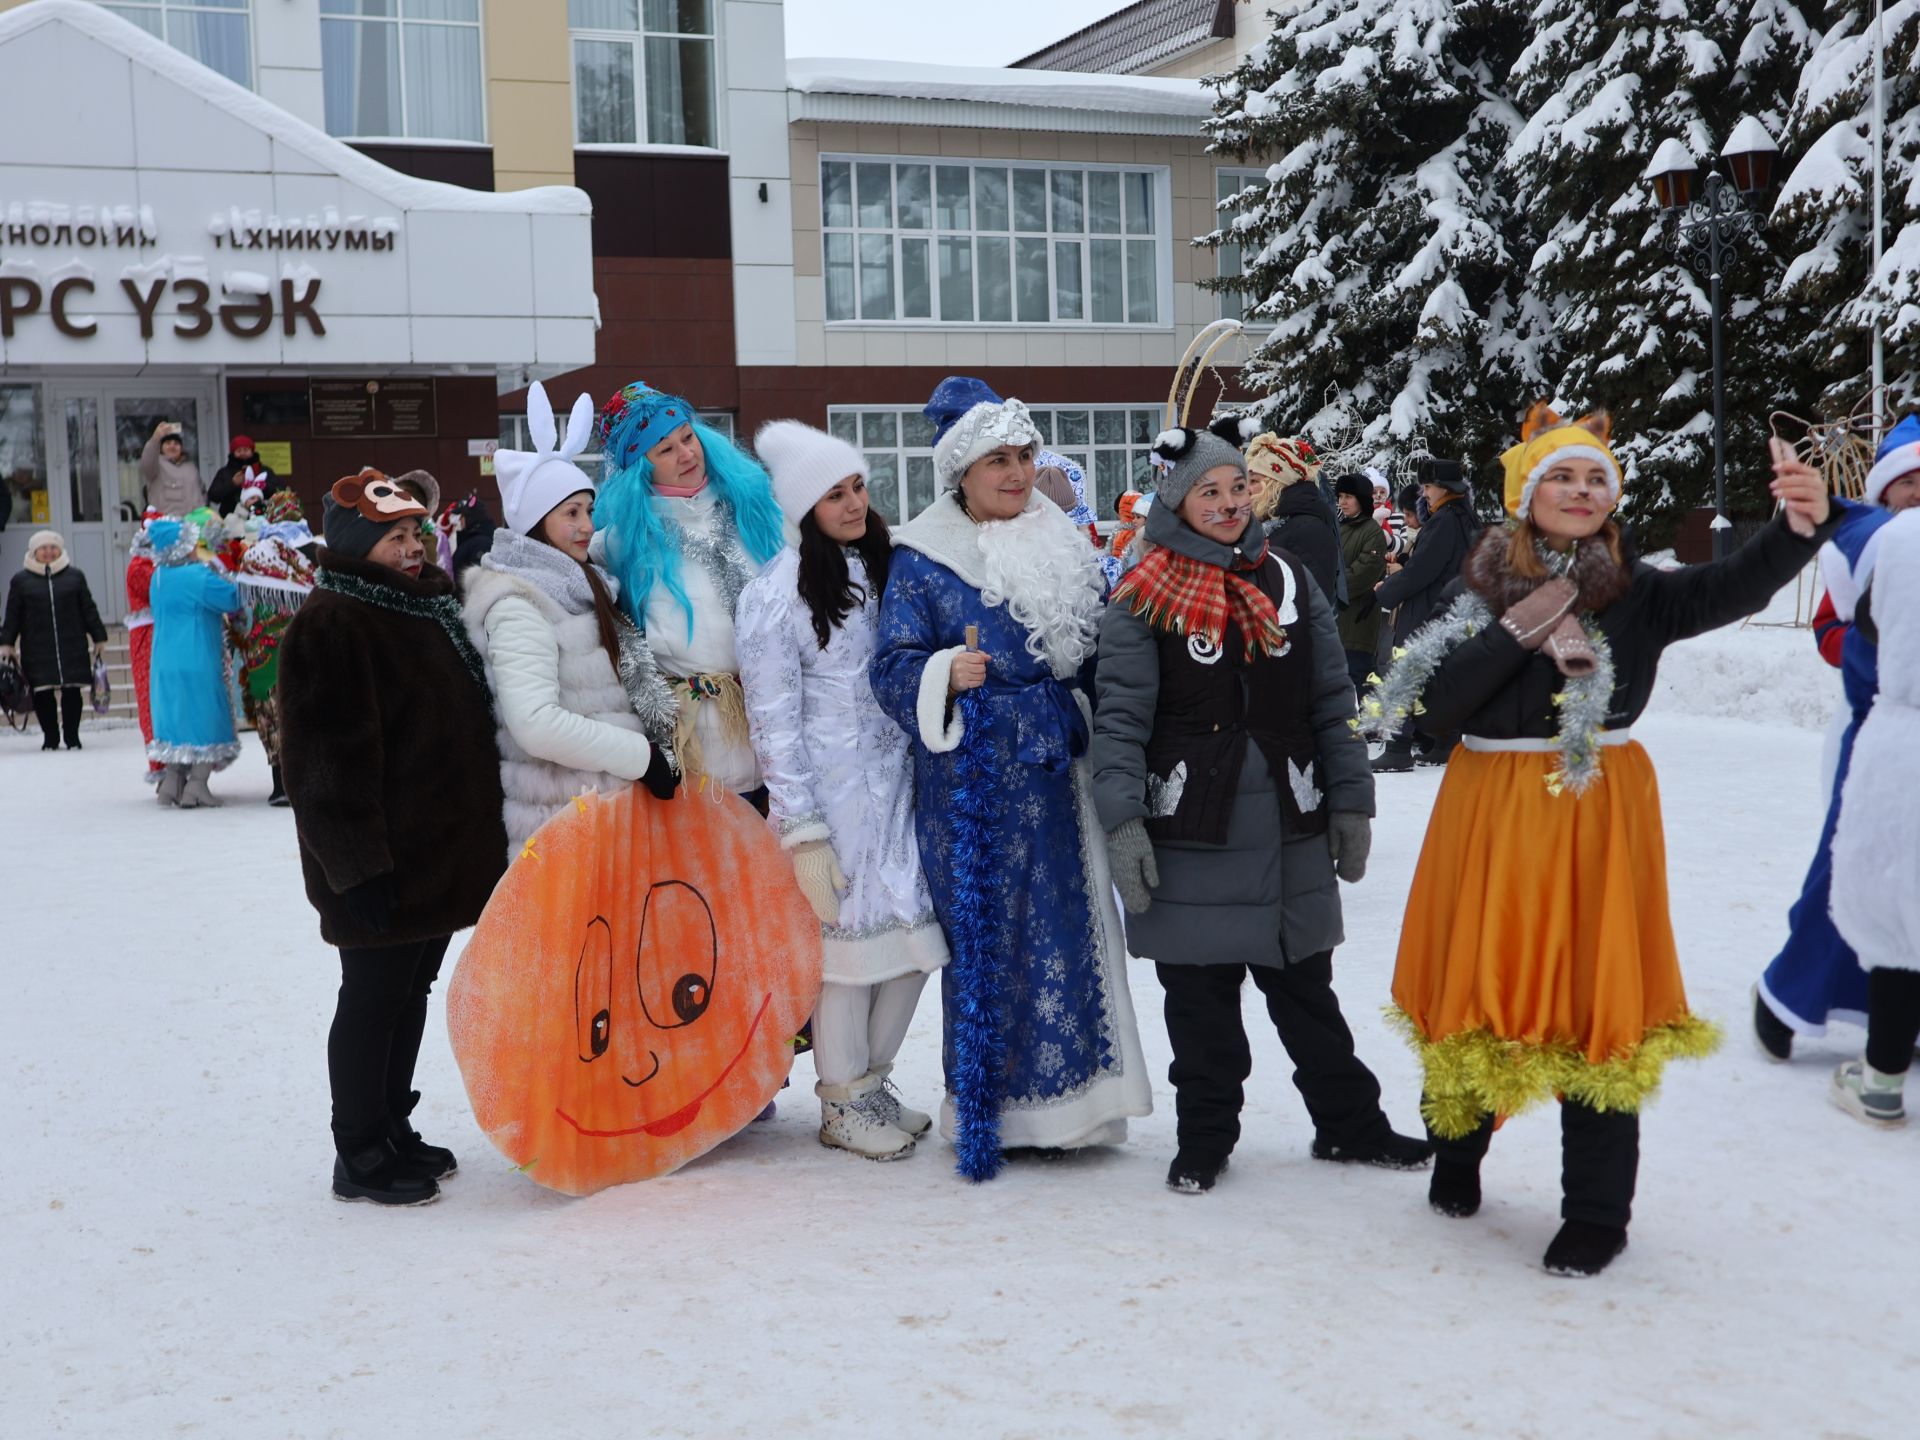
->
<box><xmin>946</xmin><ymin>687</ymin><xmax>1009</xmax><ymax>1182</ymax></box>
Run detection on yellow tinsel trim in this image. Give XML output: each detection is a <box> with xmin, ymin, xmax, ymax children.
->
<box><xmin>1383</xmin><ymin>1006</ymin><xmax>1722</xmax><ymax>1139</ymax></box>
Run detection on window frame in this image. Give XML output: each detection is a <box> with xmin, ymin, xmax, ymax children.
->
<box><xmin>569</xmin><ymin>0</ymin><xmax>725</xmax><ymax>152</ymax></box>
<box><xmin>100</xmin><ymin>0</ymin><xmax>255</xmax><ymax>90</ymax></box>
<box><xmin>819</xmin><ymin>155</ymin><xmax>1174</xmax><ymax>331</ymax></box>
<box><xmin>1214</xmin><ymin>166</ymin><xmax>1269</xmax><ymax>328</ymax></box>
<box><xmin>318</xmin><ymin>0</ymin><xmax>491</xmax><ymax>146</ymax></box>
<box><xmin>825</xmin><ymin>403</ymin><xmax>1163</xmax><ymax>527</ymax></box>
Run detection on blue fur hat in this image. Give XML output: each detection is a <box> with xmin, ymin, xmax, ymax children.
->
<box><xmin>925</xmin><ymin>375</ymin><xmax>1004</xmax><ymax>445</ymax></box>
<box><xmin>595</xmin><ymin>381</ymin><xmax>699</xmax><ymax>471</ymax></box>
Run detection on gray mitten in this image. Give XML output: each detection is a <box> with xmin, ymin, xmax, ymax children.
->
<box><xmin>1327</xmin><ymin>811</ymin><xmax>1372</xmax><ymax>884</ymax></box>
<box><xmin>1106</xmin><ymin>818</ymin><xmax>1159</xmax><ymax>915</ymax></box>
<box><xmin>1498</xmin><ymin>577</ymin><xmax>1578</xmax><ymax>649</ymax></box>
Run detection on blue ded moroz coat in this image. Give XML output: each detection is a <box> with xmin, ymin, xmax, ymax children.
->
<box><xmin>870</xmin><ymin>491</ymin><xmax>1150</xmax><ymax>1153</ymax></box>
<box><xmin>149</xmin><ymin>560</ymin><xmax>242</xmax><ymax>767</ymax></box>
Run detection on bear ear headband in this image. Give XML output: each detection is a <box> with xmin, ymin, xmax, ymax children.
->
<box><xmin>331</xmin><ymin>468</ymin><xmax>428</xmax><ymax>522</ymax></box>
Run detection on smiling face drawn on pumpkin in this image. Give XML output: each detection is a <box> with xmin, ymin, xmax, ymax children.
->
<box><xmin>447</xmin><ymin>786</ymin><xmax>823</xmax><ymax>1195</ymax></box>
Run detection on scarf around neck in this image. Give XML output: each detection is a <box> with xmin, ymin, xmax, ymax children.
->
<box><xmin>1112</xmin><ymin>519</ymin><xmax>1287</xmax><ymax>661</ymax></box>
<box><xmin>481</xmin><ymin>528</ymin><xmax>618</xmax><ymax>615</ymax></box>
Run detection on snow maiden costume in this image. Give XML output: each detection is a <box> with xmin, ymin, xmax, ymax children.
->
<box><xmin>592</xmin><ymin>382</ymin><xmax>785</xmax><ymax>799</ymax></box>
<box><xmin>738</xmin><ymin>421</ymin><xmax>949</xmax><ymax>1159</ymax></box>
<box><xmin>1829</xmin><ymin>508</ymin><xmax>1920</xmax><ymax>1126</ymax></box>
<box><xmin>462</xmin><ymin>382</ymin><xmax>679</xmax><ymax>861</ymax></box>
<box><xmin>232</xmin><ymin>489</ymin><xmax>318</xmax><ymax>806</ymax></box>
<box><xmin>145</xmin><ymin>515</ymin><xmax>242</xmax><ymax>808</ymax></box>
<box><xmin>1089</xmin><ymin>425</ymin><xmax>1428</xmax><ymax>1194</ymax></box>
<box><xmin>1369</xmin><ymin>403</ymin><xmax>1836</xmax><ymax>1275</ymax></box>
<box><xmin>870</xmin><ymin>398</ymin><xmax>1151</xmax><ymax>1180</ymax></box>
<box><xmin>1755</xmin><ymin>417</ymin><xmax>1916</xmax><ymax>1056</ymax></box>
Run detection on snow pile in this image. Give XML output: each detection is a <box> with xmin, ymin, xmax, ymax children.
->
<box><xmin>1646</xmin><ymin>565</ymin><xmax>1843</xmax><ymax>732</ymax></box>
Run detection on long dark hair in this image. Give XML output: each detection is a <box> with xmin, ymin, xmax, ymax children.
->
<box><xmin>796</xmin><ymin>508</ymin><xmax>893</xmax><ymax>649</ymax></box>
<box><xmin>532</xmin><ymin>525</ymin><xmax>624</xmax><ymax>669</ymax></box>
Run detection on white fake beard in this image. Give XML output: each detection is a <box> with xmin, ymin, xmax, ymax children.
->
<box><xmin>975</xmin><ymin>499</ymin><xmax>1106</xmax><ymax>679</ymax></box>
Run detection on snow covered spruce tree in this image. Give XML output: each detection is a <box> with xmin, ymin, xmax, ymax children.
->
<box><xmin>1772</xmin><ymin>1</ymin><xmax>1920</xmax><ymax>418</ymax></box>
<box><xmin>1505</xmin><ymin>0</ymin><xmax>1816</xmax><ymax>540</ymax></box>
<box><xmin>1199</xmin><ymin>0</ymin><xmax>1542</xmax><ymax>488</ymax></box>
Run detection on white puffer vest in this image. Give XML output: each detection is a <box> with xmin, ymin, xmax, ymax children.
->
<box><xmin>463</xmin><ymin>566</ymin><xmax>655</xmax><ymax>860</ymax></box>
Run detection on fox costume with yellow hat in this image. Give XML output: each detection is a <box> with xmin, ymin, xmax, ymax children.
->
<box><xmin>1362</xmin><ymin>398</ymin><xmax>1838</xmax><ymax>1277</ymax></box>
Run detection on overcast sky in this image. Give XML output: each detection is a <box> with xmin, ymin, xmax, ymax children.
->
<box><xmin>783</xmin><ymin>0</ymin><xmax>1124</xmax><ymax>67</ymax></box>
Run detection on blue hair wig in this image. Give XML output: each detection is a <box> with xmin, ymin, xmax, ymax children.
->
<box><xmin>594</xmin><ymin>417</ymin><xmax>786</xmax><ymax>642</ymax></box>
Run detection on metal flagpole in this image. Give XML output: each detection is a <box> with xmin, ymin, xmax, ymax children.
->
<box><xmin>1872</xmin><ymin>0</ymin><xmax>1887</xmax><ymax>431</ymax></box>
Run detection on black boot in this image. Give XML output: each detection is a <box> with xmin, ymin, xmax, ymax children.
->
<box><xmin>1426</xmin><ymin>1112</ymin><xmax>1492</xmax><ymax>1217</ymax></box>
<box><xmin>1311</xmin><ymin>1128</ymin><xmax>1433</xmax><ymax>1170</ymax></box>
<box><xmin>269</xmin><ymin>764</ymin><xmax>289</xmax><ymax>807</ymax></box>
<box><xmin>1166</xmin><ymin>1151</ymin><xmax>1229</xmax><ymax>1194</ymax></box>
<box><xmin>388</xmin><ymin>1090</ymin><xmax>458</xmax><ymax>1179</ymax></box>
<box><xmin>1751</xmin><ymin>985</ymin><xmax>1793</xmax><ymax>1063</ymax></box>
<box><xmin>332</xmin><ymin>1136</ymin><xmax>440</xmax><ymax>1206</ymax></box>
<box><xmin>1542</xmin><ymin>1220</ymin><xmax>1628</xmax><ymax>1277</ymax></box>
<box><xmin>1371</xmin><ymin>747</ymin><xmax>1415</xmax><ymax>774</ymax></box>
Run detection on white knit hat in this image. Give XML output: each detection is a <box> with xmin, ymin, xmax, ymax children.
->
<box><xmin>755</xmin><ymin>420</ymin><xmax>868</xmax><ymax>525</ymax></box>
<box><xmin>495</xmin><ymin>382</ymin><xmax>597</xmax><ymax>536</ymax></box>
<box><xmin>933</xmin><ymin>399</ymin><xmax>1041</xmax><ymax>488</ymax></box>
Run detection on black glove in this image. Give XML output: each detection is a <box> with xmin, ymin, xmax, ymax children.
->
<box><xmin>337</xmin><ymin>875</ymin><xmax>393</xmax><ymax>936</ymax></box>
<box><xmin>641</xmin><ymin>744</ymin><xmax>680</xmax><ymax>802</ymax></box>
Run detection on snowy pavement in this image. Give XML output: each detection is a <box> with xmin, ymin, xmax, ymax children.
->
<box><xmin>3</xmin><ymin>674</ymin><xmax>1910</xmax><ymax>1437</ymax></box>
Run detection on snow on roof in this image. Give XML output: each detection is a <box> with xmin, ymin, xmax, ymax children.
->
<box><xmin>787</xmin><ymin>57</ymin><xmax>1215</xmax><ymax>120</ymax></box>
<box><xmin>0</xmin><ymin>0</ymin><xmax>587</xmax><ymax>216</ymax></box>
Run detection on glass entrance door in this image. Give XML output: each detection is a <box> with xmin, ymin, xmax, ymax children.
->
<box><xmin>43</xmin><ymin>381</ymin><xmax>219</xmax><ymax>623</ymax></box>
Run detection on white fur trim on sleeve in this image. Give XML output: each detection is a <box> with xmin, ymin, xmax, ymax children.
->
<box><xmin>776</xmin><ymin>817</ymin><xmax>834</xmax><ymax>851</ymax></box>
<box><xmin>916</xmin><ymin>645</ymin><xmax>969</xmax><ymax>753</ymax></box>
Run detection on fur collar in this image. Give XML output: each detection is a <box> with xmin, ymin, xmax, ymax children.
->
<box><xmin>23</xmin><ymin>553</ymin><xmax>69</xmax><ymax>577</ymax></box>
<box><xmin>316</xmin><ymin>545</ymin><xmax>455</xmax><ymax>600</ymax></box>
<box><xmin>1463</xmin><ymin>526</ymin><xmax>1632</xmax><ymax>618</ymax></box>
<box><xmin>892</xmin><ymin>488</ymin><xmax>1025</xmax><ymax>591</ymax></box>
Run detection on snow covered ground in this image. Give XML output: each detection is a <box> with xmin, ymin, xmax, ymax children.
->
<box><xmin>3</xmin><ymin>613</ymin><xmax>1910</xmax><ymax>1438</ymax></box>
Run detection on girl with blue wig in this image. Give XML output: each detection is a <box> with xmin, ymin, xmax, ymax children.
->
<box><xmin>592</xmin><ymin>382</ymin><xmax>787</xmax><ymax>799</ymax></box>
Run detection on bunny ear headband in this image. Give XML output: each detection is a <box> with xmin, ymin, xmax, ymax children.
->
<box><xmin>495</xmin><ymin>381</ymin><xmax>599</xmax><ymax>535</ymax></box>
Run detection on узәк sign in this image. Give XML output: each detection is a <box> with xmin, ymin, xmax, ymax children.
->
<box><xmin>0</xmin><ymin>201</ymin><xmax>405</xmax><ymax>341</ymax></box>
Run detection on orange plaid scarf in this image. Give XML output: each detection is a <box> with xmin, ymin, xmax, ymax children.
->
<box><xmin>1111</xmin><ymin>538</ymin><xmax>1287</xmax><ymax>661</ymax></box>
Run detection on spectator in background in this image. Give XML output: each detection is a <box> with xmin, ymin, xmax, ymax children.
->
<box><xmin>139</xmin><ymin>420</ymin><xmax>205</xmax><ymax>515</ymax></box>
<box><xmin>1372</xmin><ymin>458</ymin><xmax>1481</xmax><ymax>772</ymax></box>
<box><xmin>1334</xmin><ymin>474</ymin><xmax>1389</xmax><ymax>695</ymax></box>
<box><xmin>1372</xmin><ymin>469</ymin><xmax>1406</xmax><ymax>556</ymax></box>
<box><xmin>1248</xmin><ymin>431</ymin><xmax>1343</xmax><ymax>606</ymax></box>
<box><xmin>1388</xmin><ymin>482</ymin><xmax>1422</xmax><ymax>560</ymax></box>
<box><xmin>447</xmin><ymin>491</ymin><xmax>498</xmax><ymax>581</ymax></box>
<box><xmin>208</xmin><ymin>436</ymin><xmax>287</xmax><ymax>516</ymax></box>
<box><xmin>0</xmin><ymin>528</ymin><xmax>107</xmax><ymax>750</ymax></box>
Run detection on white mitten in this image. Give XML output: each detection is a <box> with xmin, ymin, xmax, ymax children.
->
<box><xmin>790</xmin><ymin>840</ymin><xmax>847</xmax><ymax>926</ymax></box>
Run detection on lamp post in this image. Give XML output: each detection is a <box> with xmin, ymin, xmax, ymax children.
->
<box><xmin>1645</xmin><ymin>119</ymin><xmax>1780</xmax><ymax>561</ymax></box>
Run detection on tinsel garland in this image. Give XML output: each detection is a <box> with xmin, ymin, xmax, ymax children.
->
<box><xmin>945</xmin><ymin>687</ymin><xmax>1009</xmax><ymax>1182</ymax></box>
<box><xmin>1353</xmin><ymin>593</ymin><xmax>1619</xmax><ymax>796</ymax></box>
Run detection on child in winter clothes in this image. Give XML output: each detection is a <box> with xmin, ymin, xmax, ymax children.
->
<box><xmin>738</xmin><ymin>421</ymin><xmax>949</xmax><ymax>1161</ymax></box>
<box><xmin>1090</xmin><ymin>425</ymin><xmax>1430</xmax><ymax>1194</ymax></box>
<box><xmin>278</xmin><ymin>470</ymin><xmax>508</xmax><ymax>1206</ymax></box>
<box><xmin>0</xmin><ymin>529</ymin><xmax>107</xmax><ymax>750</ymax></box>
<box><xmin>1371</xmin><ymin>405</ymin><xmax>1836</xmax><ymax>1277</ymax></box>
<box><xmin>462</xmin><ymin>382</ymin><xmax>680</xmax><ymax>860</ymax></box>
<box><xmin>1829</xmin><ymin>508</ymin><xmax>1920</xmax><ymax>1125</ymax></box>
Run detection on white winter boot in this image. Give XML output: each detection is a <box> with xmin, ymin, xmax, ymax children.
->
<box><xmin>155</xmin><ymin>765</ymin><xmax>186</xmax><ymax>807</ymax></box>
<box><xmin>867</xmin><ymin>1062</ymin><xmax>932</xmax><ymax>1137</ymax></box>
<box><xmin>178</xmin><ymin>761</ymin><xmax>222</xmax><ymax>809</ymax></box>
<box><xmin>817</xmin><ymin>1073</ymin><xmax>916</xmax><ymax>1160</ymax></box>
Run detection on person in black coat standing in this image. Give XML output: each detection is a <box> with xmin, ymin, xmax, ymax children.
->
<box><xmin>1372</xmin><ymin>458</ymin><xmax>1480</xmax><ymax>771</ymax></box>
<box><xmin>277</xmin><ymin>471</ymin><xmax>507</xmax><ymax>1207</ymax></box>
<box><xmin>206</xmin><ymin>436</ymin><xmax>289</xmax><ymax>516</ymax></box>
<box><xmin>0</xmin><ymin>529</ymin><xmax>107</xmax><ymax>750</ymax></box>
<box><xmin>1246</xmin><ymin>428</ymin><xmax>1344</xmax><ymax>606</ymax></box>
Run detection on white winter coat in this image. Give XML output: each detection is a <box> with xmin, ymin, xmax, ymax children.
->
<box><xmin>464</xmin><ymin>561</ymin><xmax>658</xmax><ymax>861</ymax></box>
<box><xmin>736</xmin><ymin>547</ymin><xmax>948</xmax><ymax>985</ymax></box>
<box><xmin>1832</xmin><ymin>509</ymin><xmax>1920</xmax><ymax>973</ymax></box>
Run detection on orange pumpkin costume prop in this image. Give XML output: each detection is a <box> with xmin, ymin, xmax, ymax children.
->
<box><xmin>447</xmin><ymin>785</ymin><xmax>823</xmax><ymax>1195</ymax></box>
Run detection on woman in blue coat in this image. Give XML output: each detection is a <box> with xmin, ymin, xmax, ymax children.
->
<box><xmin>147</xmin><ymin>515</ymin><xmax>242</xmax><ymax>807</ymax></box>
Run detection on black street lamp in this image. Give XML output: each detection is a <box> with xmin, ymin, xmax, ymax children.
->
<box><xmin>1645</xmin><ymin>119</ymin><xmax>1780</xmax><ymax>560</ymax></box>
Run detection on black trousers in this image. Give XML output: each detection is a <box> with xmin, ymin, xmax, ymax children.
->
<box><xmin>32</xmin><ymin>686</ymin><xmax>82</xmax><ymax>746</ymax></box>
<box><xmin>1866</xmin><ymin>968</ymin><xmax>1920</xmax><ymax>1075</ymax></box>
<box><xmin>1344</xmin><ymin>648</ymin><xmax>1376</xmax><ymax>696</ymax></box>
<box><xmin>1429</xmin><ymin>1101</ymin><xmax>1640</xmax><ymax>1228</ymax></box>
<box><xmin>1156</xmin><ymin>953</ymin><xmax>1388</xmax><ymax>1160</ymax></box>
<box><xmin>327</xmin><ymin>934</ymin><xmax>451</xmax><ymax>1148</ymax></box>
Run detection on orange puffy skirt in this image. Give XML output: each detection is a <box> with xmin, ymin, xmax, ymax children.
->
<box><xmin>1390</xmin><ymin>740</ymin><xmax>1719</xmax><ymax>1138</ymax></box>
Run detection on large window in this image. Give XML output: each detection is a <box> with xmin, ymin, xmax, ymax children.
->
<box><xmin>0</xmin><ymin>384</ymin><xmax>48</xmax><ymax>536</ymax></box>
<box><xmin>821</xmin><ymin>158</ymin><xmax>1166</xmax><ymax>326</ymax></box>
<box><xmin>571</xmin><ymin>0</ymin><xmax>717</xmax><ymax>148</ymax></box>
<box><xmin>101</xmin><ymin>0</ymin><xmax>252</xmax><ymax>87</ymax></box>
<box><xmin>321</xmin><ymin>0</ymin><xmax>486</xmax><ymax>143</ymax></box>
<box><xmin>827</xmin><ymin>404</ymin><xmax>1161</xmax><ymax>524</ymax></box>
<box><xmin>1215</xmin><ymin>168</ymin><xmax>1265</xmax><ymax>325</ymax></box>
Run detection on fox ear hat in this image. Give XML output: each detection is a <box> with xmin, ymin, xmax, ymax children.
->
<box><xmin>1501</xmin><ymin>401</ymin><xmax>1623</xmax><ymax>520</ymax></box>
